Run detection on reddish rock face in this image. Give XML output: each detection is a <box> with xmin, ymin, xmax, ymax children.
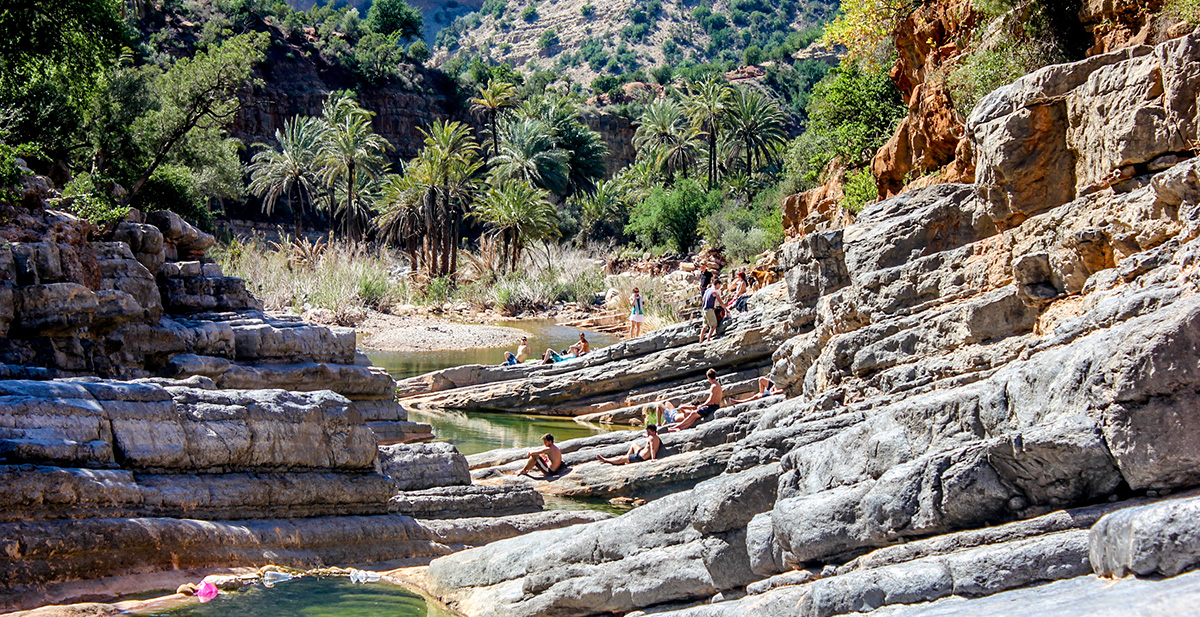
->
<box><xmin>1080</xmin><ymin>0</ymin><xmax>1168</xmax><ymax>55</ymax></box>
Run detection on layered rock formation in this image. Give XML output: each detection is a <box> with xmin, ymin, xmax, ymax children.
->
<box><xmin>0</xmin><ymin>194</ymin><xmax>605</xmax><ymax>611</ymax></box>
<box><xmin>404</xmin><ymin>31</ymin><xmax>1200</xmax><ymax>616</ymax></box>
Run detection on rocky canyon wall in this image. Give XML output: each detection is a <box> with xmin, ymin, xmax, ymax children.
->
<box><xmin>407</xmin><ymin>28</ymin><xmax>1200</xmax><ymax>617</ymax></box>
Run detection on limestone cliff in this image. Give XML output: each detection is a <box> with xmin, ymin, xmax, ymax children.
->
<box><xmin>396</xmin><ymin>29</ymin><xmax>1200</xmax><ymax>616</ymax></box>
<box><xmin>785</xmin><ymin>0</ymin><xmax>1186</xmax><ymax>233</ymax></box>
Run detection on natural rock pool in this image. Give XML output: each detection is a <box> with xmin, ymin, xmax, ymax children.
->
<box><xmin>140</xmin><ymin>577</ymin><xmax>455</xmax><ymax>617</ymax></box>
<box><xmin>366</xmin><ymin>319</ymin><xmax>621</xmax><ymax>380</ymax></box>
<box><xmin>366</xmin><ymin>319</ymin><xmax>628</xmax><ymax>456</ymax></box>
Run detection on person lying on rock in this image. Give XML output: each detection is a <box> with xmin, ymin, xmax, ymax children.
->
<box><xmin>668</xmin><ymin>369</ymin><xmax>723</xmax><ymax>432</ymax></box>
<box><xmin>643</xmin><ymin>400</ymin><xmax>681</xmax><ymax>427</ymax></box>
<box><xmin>597</xmin><ymin>424</ymin><xmax>661</xmax><ymax>465</ymax></box>
<box><xmin>730</xmin><ymin>376</ymin><xmax>784</xmax><ymax>403</ymax></box>
<box><xmin>512</xmin><ymin>433</ymin><xmax>562</xmax><ymax>477</ymax></box>
<box><xmin>541</xmin><ymin>347</ymin><xmax>575</xmax><ymax>363</ymax></box>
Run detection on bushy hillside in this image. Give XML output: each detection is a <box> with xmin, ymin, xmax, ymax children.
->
<box><xmin>433</xmin><ymin>0</ymin><xmax>838</xmax><ymax>87</ymax></box>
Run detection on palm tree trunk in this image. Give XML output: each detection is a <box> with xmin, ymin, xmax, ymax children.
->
<box><xmin>491</xmin><ymin>112</ymin><xmax>499</xmax><ymax>157</ymax></box>
<box><xmin>512</xmin><ymin>232</ymin><xmax>520</xmax><ymax>272</ymax></box>
<box><xmin>745</xmin><ymin>136</ymin><xmax>753</xmax><ymax>175</ymax></box>
<box><xmin>346</xmin><ymin>161</ymin><xmax>356</xmax><ymax>239</ymax></box>
<box><xmin>708</xmin><ymin>130</ymin><xmax>717</xmax><ymax>190</ymax></box>
<box><xmin>450</xmin><ymin>208</ymin><xmax>461</xmax><ymax>275</ymax></box>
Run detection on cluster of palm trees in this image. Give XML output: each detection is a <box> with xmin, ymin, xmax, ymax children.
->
<box><xmin>247</xmin><ymin>88</ymin><xmax>608</xmax><ymax>278</ymax></box>
<box><xmin>634</xmin><ymin>78</ymin><xmax>787</xmax><ymax>190</ymax></box>
<box><xmin>246</xmin><ymin>78</ymin><xmax>785</xmax><ymax>279</ymax></box>
<box><xmin>247</xmin><ymin>94</ymin><xmax>389</xmax><ymax>239</ymax></box>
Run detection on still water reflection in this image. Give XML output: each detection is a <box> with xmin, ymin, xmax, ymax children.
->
<box><xmin>141</xmin><ymin>577</ymin><xmax>453</xmax><ymax>617</ymax></box>
<box><xmin>366</xmin><ymin>319</ymin><xmax>620</xmax><ymax>380</ymax></box>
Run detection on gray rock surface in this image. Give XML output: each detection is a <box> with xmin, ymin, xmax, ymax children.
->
<box><xmin>1090</xmin><ymin>493</ymin><xmax>1200</xmax><ymax>578</ymax></box>
<box><xmin>379</xmin><ymin>442</ymin><xmax>471</xmax><ymax>491</ymax></box>
<box><xmin>390</xmin><ymin>484</ymin><xmax>544</xmax><ymax>519</ymax></box>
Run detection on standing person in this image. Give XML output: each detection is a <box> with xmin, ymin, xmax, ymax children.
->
<box><xmin>512</xmin><ymin>433</ymin><xmax>562</xmax><ymax>476</ymax></box>
<box><xmin>699</xmin><ymin>278</ymin><xmax>723</xmax><ymax>344</ymax></box>
<box><xmin>698</xmin><ymin>269</ymin><xmax>713</xmax><ymax>304</ymax></box>
<box><xmin>728</xmin><ymin>271</ymin><xmax>751</xmax><ymax>313</ymax></box>
<box><xmin>628</xmin><ymin>287</ymin><xmax>646</xmax><ymax>339</ymax></box>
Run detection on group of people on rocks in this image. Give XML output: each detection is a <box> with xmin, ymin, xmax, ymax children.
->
<box><xmin>504</xmin><ymin>267</ymin><xmax>758</xmax><ymax>368</ymax></box>
<box><xmin>504</xmin><ymin>265</ymin><xmax>768</xmax><ymax>477</ymax></box>
<box><xmin>512</xmin><ymin>367</ymin><xmax>784</xmax><ymax>476</ymax></box>
<box><xmin>502</xmin><ymin>332</ymin><xmax>592</xmax><ymax>366</ymax></box>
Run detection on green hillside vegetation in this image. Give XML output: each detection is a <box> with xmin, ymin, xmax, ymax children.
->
<box><xmin>434</xmin><ymin>0</ymin><xmax>838</xmax><ymax>89</ymax></box>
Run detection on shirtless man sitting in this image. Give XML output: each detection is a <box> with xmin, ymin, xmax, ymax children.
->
<box><xmin>569</xmin><ymin>332</ymin><xmax>590</xmax><ymax>356</ymax></box>
<box><xmin>730</xmin><ymin>376</ymin><xmax>785</xmax><ymax>403</ymax></box>
<box><xmin>597</xmin><ymin>425</ymin><xmax>661</xmax><ymax>465</ymax></box>
<box><xmin>668</xmin><ymin>368</ymin><xmax>723</xmax><ymax>432</ymax></box>
<box><xmin>512</xmin><ymin>433</ymin><xmax>562</xmax><ymax>477</ymax></box>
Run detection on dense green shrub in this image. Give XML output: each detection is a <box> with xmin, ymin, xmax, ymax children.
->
<box><xmin>626</xmin><ymin>179</ymin><xmax>722</xmax><ymax>254</ymax></box>
<box><xmin>840</xmin><ymin>167</ymin><xmax>876</xmax><ymax>214</ymax></box>
<box><xmin>806</xmin><ymin>64</ymin><xmax>906</xmax><ymax>166</ymax></box>
<box><xmin>130</xmin><ymin>164</ymin><xmax>211</xmax><ymax>226</ymax></box>
<box><xmin>580</xmin><ymin>4</ymin><xmax>595</xmax><ymax>17</ymax></box>
<box><xmin>60</xmin><ymin>172</ymin><xmax>130</xmax><ymax>226</ymax></box>
<box><xmin>521</xmin><ymin>5</ymin><xmax>539</xmax><ymax>21</ymax></box>
<box><xmin>539</xmin><ymin>28</ymin><xmax>559</xmax><ymax>50</ymax></box>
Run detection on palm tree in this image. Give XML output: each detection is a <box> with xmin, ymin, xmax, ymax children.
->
<box><xmin>683</xmin><ymin>78</ymin><xmax>732</xmax><ymax>190</ymax></box>
<box><xmin>634</xmin><ymin>99</ymin><xmax>697</xmax><ymax>181</ymax></box>
<box><xmin>419</xmin><ymin>120</ymin><xmax>483</xmax><ymax>275</ymax></box>
<box><xmin>470</xmin><ymin>80</ymin><xmax>518</xmax><ymax>156</ymax></box>
<box><xmin>491</xmin><ymin>118</ymin><xmax>570</xmax><ymax>196</ymax></box>
<box><xmin>474</xmin><ymin>180</ymin><xmax>560</xmax><ymax>272</ymax></box>
<box><xmin>727</xmin><ymin>87</ymin><xmax>787</xmax><ymax>174</ymax></box>
<box><xmin>576</xmin><ymin>178</ymin><xmax>625</xmax><ymax>241</ymax></box>
<box><xmin>521</xmin><ymin>95</ymin><xmax>609</xmax><ymax>197</ymax></box>
<box><xmin>316</xmin><ymin>96</ymin><xmax>390</xmax><ymax>239</ymax></box>
<box><xmin>377</xmin><ymin>171</ymin><xmax>428</xmax><ymax>271</ymax></box>
<box><xmin>247</xmin><ymin>115</ymin><xmax>327</xmax><ymax>236</ymax></box>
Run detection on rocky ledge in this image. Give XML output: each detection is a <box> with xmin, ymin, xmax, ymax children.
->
<box><xmin>399</xmin><ymin>31</ymin><xmax>1200</xmax><ymax>617</ymax></box>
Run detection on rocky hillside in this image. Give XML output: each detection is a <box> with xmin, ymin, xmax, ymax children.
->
<box><xmin>382</xmin><ymin>27</ymin><xmax>1200</xmax><ymax>616</ymax></box>
<box><xmin>432</xmin><ymin>0</ymin><xmax>837</xmax><ymax>85</ymax></box>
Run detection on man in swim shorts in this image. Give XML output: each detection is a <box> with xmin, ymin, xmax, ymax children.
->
<box><xmin>512</xmin><ymin>433</ymin><xmax>563</xmax><ymax>476</ymax></box>
<box><xmin>669</xmin><ymin>369</ymin><xmax>724</xmax><ymax>432</ymax></box>
<box><xmin>597</xmin><ymin>425</ymin><xmax>661</xmax><ymax>465</ymax></box>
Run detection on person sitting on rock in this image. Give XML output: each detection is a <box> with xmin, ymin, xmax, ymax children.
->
<box><xmin>597</xmin><ymin>425</ymin><xmax>661</xmax><ymax>465</ymax></box>
<box><xmin>512</xmin><ymin>433</ymin><xmax>562</xmax><ymax>477</ymax></box>
<box><xmin>569</xmin><ymin>332</ymin><xmax>590</xmax><ymax>356</ymax></box>
<box><xmin>728</xmin><ymin>271</ymin><xmax>752</xmax><ymax>313</ymax></box>
<box><xmin>730</xmin><ymin>376</ymin><xmax>785</xmax><ymax>403</ymax></box>
<box><xmin>668</xmin><ymin>369</ymin><xmax>723</xmax><ymax>432</ymax></box>
<box><xmin>503</xmin><ymin>337</ymin><xmax>531</xmax><ymax>366</ymax></box>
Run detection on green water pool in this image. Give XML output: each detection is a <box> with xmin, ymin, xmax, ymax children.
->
<box><xmin>139</xmin><ymin>577</ymin><xmax>454</xmax><ymax>617</ymax></box>
<box><xmin>366</xmin><ymin>319</ymin><xmax>620</xmax><ymax>380</ymax></box>
<box><xmin>405</xmin><ymin>408</ymin><xmax>626</xmax><ymax>457</ymax></box>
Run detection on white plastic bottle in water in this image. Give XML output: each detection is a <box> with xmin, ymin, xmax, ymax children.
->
<box><xmin>262</xmin><ymin>571</ymin><xmax>294</xmax><ymax>587</ymax></box>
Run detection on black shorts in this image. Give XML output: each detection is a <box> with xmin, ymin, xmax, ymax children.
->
<box><xmin>697</xmin><ymin>404</ymin><xmax>719</xmax><ymax>417</ymax></box>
